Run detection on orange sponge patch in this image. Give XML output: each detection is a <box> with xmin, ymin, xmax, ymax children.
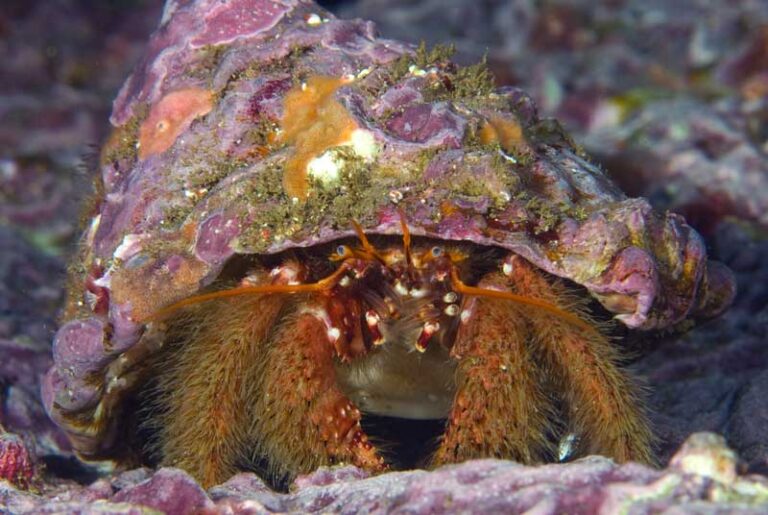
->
<box><xmin>479</xmin><ymin>114</ymin><xmax>530</xmax><ymax>158</ymax></box>
<box><xmin>278</xmin><ymin>76</ymin><xmax>358</xmax><ymax>199</ymax></box>
<box><xmin>138</xmin><ymin>88</ymin><xmax>214</xmax><ymax>160</ymax></box>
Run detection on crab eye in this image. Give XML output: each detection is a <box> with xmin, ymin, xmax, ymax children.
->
<box><xmin>336</xmin><ymin>245</ymin><xmax>349</xmax><ymax>257</ymax></box>
<box><xmin>431</xmin><ymin>246</ymin><xmax>443</xmax><ymax>257</ymax></box>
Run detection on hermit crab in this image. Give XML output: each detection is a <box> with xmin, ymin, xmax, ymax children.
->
<box><xmin>44</xmin><ymin>0</ymin><xmax>735</xmax><ymax>488</ymax></box>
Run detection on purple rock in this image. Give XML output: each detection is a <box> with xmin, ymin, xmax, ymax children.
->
<box><xmin>0</xmin><ymin>434</ymin><xmax>766</xmax><ymax>513</ymax></box>
<box><xmin>385</xmin><ymin>102</ymin><xmax>466</xmax><ymax>147</ymax></box>
<box><xmin>111</xmin><ymin>467</ymin><xmax>214</xmax><ymax>513</ymax></box>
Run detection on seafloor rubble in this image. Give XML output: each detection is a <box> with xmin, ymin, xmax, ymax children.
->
<box><xmin>1</xmin><ymin>0</ymin><xmax>767</xmax><ymax>513</ymax></box>
<box><xmin>1</xmin><ymin>432</ymin><xmax>768</xmax><ymax>514</ymax></box>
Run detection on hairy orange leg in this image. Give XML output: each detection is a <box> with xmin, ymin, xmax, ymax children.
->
<box><xmin>150</xmin><ymin>269</ymin><xmax>288</xmax><ymax>488</ymax></box>
<box><xmin>432</xmin><ymin>272</ymin><xmax>555</xmax><ymax>466</ymax></box>
<box><xmin>250</xmin><ymin>303</ymin><xmax>386</xmax><ymax>479</ymax></box>
<box><xmin>502</xmin><ymin>255</ymin><xmax>654</xmax><ymax>463</ymax></box>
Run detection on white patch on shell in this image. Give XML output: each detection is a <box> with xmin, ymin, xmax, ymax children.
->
<box><xmin>408</xmin><ymin>64</ymin><xmax>427</xmax><ymax>77</ymax></box>
<box><xmin>306</xmin><ymin>129</ymin><xmax>379</xmax><ymax>189</ymax></box>
<box><xmin>349</xmin><ymin>128</ymin><xmax>379</xmax><ymax>161</ymax></box>
<box><xmin>498</xmin><ymin>148</ymin><xmax>517</xmax><ymax>163</ymax></box>
<box><xmin>183</xmin><ymin>187</ymin><xmax>208</xmax><ymax>202</ymax></box>
<box><xmin>389</xmin><ymin>190</ymin><xmax>403</xmax><ymax>204</ymax></box>
<box><xmin>307</xmin><ymin>150</ymin><xmax>345</xmax><ymax>187</ymax></box>
<box><xmin>85</xmin><ymin>214</ymin><xmax>101</xmax><ymax>248</ymax></box>
<box><xmin>113</xmin><ymin>233</ymin><xmax>147</xmax><ymax>262</ymax></box>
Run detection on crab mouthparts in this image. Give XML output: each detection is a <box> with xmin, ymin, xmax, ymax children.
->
<box><xmin>354</xmin><ymin>268</ymin><xmax>461</xmax><ymax>353</ymax></box>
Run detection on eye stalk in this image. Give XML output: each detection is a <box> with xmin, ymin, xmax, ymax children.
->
<box><xmin>331</xmin><ymin>245</ymin><xmax>353</xmax><ymax>261</ymax></box>
<box><xmin>418</xmin><ymin>245</ymin><xmax>446</xmax><ymax>267</ymax></box>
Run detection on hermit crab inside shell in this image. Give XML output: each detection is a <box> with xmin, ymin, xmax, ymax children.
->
<box><xmin>44</xmin><ymin>0</ymin><xmax>735</xmax><ymax>489</ymax></box>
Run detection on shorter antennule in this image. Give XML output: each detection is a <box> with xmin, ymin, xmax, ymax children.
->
<box><xmin>398</xmin><ymin>207</ymin><xmax>413</xmax><ymax>267</ymax></box>
<box><xmin>351</xmin><ymin>220</ymin><xmax>386</xmax><ymax>263</ymax></box>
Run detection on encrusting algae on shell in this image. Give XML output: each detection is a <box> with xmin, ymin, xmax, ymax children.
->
<box><xmin>137</xmin><ymin>87</ymin><xmax>214</xmax><ymax>160</ymax></box>
<box><xmin>45</xmin><ymin>0</ymin><xmax>735</xmax><ymax>489</ymax></box>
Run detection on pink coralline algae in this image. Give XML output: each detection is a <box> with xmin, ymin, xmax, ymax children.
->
<box><xmin>0</xmin><ymin>430</ymin><xmax>34</xmax><ymax>490</ymax></box>
<box><xmin>43</xmin><ymin>0</ymin><xmax>736</xmax><ymax>487</ymax></box>
<box><xmin>1</xmin><ymin>434</ymin><xmax>768</xmax><ymax>513</ymax></box>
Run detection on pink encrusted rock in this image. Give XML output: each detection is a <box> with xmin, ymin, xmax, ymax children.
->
<box><xmin>0</xmin><ymin>431</ymin><xmax>34</xmax><ymax>490</ymax></box>
<box><xmin>191</xmin><ymin>0</ymin><xmax>291</xmax><ymax>47</ymax></box>
<box><xmin>0</xmin><ymin>434</ymin><xmax>767</xmax><ymax>513</ymax></box>
<box><xmin>385</xmin><ymin>103</ymin><xmax>466</xmax><ymax>147</ymax></box>
<box><xmin>111</xmin><ymin>467</ymin><xmax>214</xmax><ymax>513</ymax></box>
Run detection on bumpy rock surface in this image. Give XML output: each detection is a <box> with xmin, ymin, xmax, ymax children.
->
<box><xmin>1</xmin><ymin>433</ymin><xmax>767</xmax><ymax>514</ymax></box>
<box><xmin>0</xmin><ymin>0</ymin><xmax>163</xmax><ymax>253</ymax></box>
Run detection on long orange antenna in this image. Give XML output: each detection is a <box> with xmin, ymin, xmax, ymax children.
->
<box><xmin>143</xmin><ymin>262</ymin><xmax>352</xmax><ymax>323</ymax></box>
<box><xmin>450</xmin><ymin>269</ymin><xmax>597</xmax><ymax>334</ymax></box>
